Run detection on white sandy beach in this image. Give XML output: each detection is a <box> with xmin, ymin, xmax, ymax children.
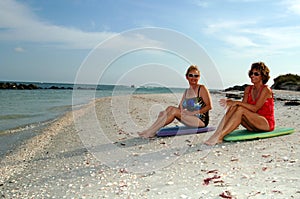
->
<box><xmin>0</xmin><ymin>91</ymin><xmax>299</xmax><ymax>198</ymax></box>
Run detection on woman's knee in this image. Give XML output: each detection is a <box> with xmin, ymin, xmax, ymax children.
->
<box><xmin>166</xmin><ymin>106</ymin><xmax>176</xmax><ymax>111</ymax></box>
<box><xmin>228</xmin><ymin>105</ymin><xmax>239</xmax><ymax>111</ymax></box>
<box><xmin>166</xmin><ymin>106</ymin><xmax>180</xmax><ymax>115</ymax></box>
<box><xmin>158</xmin><ymin>111</ymin><xmax>166</xmax><ymax>117</ymax></box>
<box><xmin>236</xmin><ymin>106</ymin><xmax>247</xmax><ymax>115</ymax></box>
<box><xmin>226</xmin><ymin>106</ymin><xmax>238</xmax><ymax>115</ymax></box>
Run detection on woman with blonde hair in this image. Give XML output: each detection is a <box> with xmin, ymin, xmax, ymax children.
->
<box><xmin>139</xmin><ymin>65</ymin><xmax>212</xmax><ymax>138</ymax></box>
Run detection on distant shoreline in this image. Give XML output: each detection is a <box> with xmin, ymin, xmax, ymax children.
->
<box><xmin>0</xmin><ymin>81</ymin><xmax>186</xmax><ymax>91</ymax></box>
<box><xmin>1</xmin><ymin>81</ymin><xmax>300</xmax><ymax>92</ymax></box>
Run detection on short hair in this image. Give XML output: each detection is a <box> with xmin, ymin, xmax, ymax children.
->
<box><xmin>185</xmin><ymin>65</ymin><xmax>200</xmax><ymax>76</ymax></box>
<box><xmin>248</xmin><ymin>62</ymin><xmax>270</xmax><ymax>84</ymax></box>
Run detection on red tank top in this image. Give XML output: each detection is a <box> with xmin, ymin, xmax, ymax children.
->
<box><xmin>247</xmin><ymin>85</ymin><xmax>275</xmax><ymax>131</ymax></box>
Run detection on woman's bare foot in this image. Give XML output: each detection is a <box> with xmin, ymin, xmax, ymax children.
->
<box><xmin>204</xmin><ymin>139</ymin><xmax>222</xmax><ymax>146</ymax></box>
<box><xmin>138</xmin><ymin>130</ymin><xmax>156</xmax><ymax>138</ymax></box>
<box><xmin>204</xmin><ymin>136</ymin><xmax>223</xmax><ymax>146</ymax></box>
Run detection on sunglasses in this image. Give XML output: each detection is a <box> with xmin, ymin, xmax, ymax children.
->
<box><xmin>249</xmin><ymin>71</ymin><xmax>261</xmax><ymax>77</ymax></box>
<box><xmin>188</xmin><ymin>74</ymin><xmax>200</xmax><ymax>78</ymax></box>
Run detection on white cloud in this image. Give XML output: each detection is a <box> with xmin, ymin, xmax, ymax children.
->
<box><xmin>203</xmin><ymin>20</ymin><xmax>257</xmax><ymax>34</ymax></box>
<box><xmin>191</xmin><ymin>0</ymin><xmax>209</xmax><ymax>8</ymax></box>
<box><xmin>0</xmin><ymin>0</ymin><xmax>115</xmax><ymax>49</ymax></box>
<box><xmin>203</xmin><ymin>17</ymin><xmax>300</xmax><ymax>56</ymax></box>
<box><xmin>14</xmin><ymin>47</ymin><xmax>25</xmax><ymax>52</ymax></box>
<box><xmin>0</xmin><ymin>0</ymin><xmax>169</xmax><ymax>50</ymax></box>
<box><xmin>242</xmin><ymin>26</ymin><xmax>300</xmax><ymax>50</ymax></box>
<box><xmin>224</xmin><ymin>35</ymin><xmax>259</xmax><ymax>48</ymax></box>
<box><xmin>284</xmin><ymin>0</ymin><xmax>300</xmax><ymax>15</ymax></box>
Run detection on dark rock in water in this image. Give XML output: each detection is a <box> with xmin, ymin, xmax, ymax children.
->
<box><xmin>284</xmin><ymin>100</ymin><xmax>300</xmax><ymax>106</ymax></box>
<box><xmin>0</xmin><ymin>82</ymin><xmax>41</xmax><ymax>89</ymax></box>
<box><xmin>48</xmin><ymin>86</ymin><xmax>73</xmax><ymax>90</ymax></box>
<box><xmin>225</xmin><ymin>93</ymin><xmax>243</xmax><ymax>99</ymax></box>
<box><xmin>0</xmin><ymin>82</ymin><xmax>15</xmax><ymax>89</ymax></box>
<box><xmin>0</xmin><ymin>82</ymin><xmax>74</xmax><ymax>90</ymax></box>
<box><xmin>18</xmin><ymin>83</ymin><xmax>39</xmax><ymax>90</ymax></box>
<box><xmin>224</xmin><ymin>84</ymin><xmax>247</xmax><ymax>99</ymax></box>
<box><xmin>49</xmin><ymin>86</ymin><xmax>61</xmax><ymax>89</ymax></box>
<box><xmin>28</xmin><ymin>84</ymin><xmax>39</xmax><ymax>89</ymax></box>
<box><xmin>225</xmin><ymin>84</ymin><xmax>249</xmax><ymax>92</ymax></box>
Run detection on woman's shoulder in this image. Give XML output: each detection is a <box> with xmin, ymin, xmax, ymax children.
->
<box><xmin>198</xmin><ymin>84</ymin><xmax>209</xmax><ymax>92</ymax></box>
<box><xmin>198</xmin><ymin>84</ymin><xmax>207</xmax><ymax>89</ymax></box>
<box><xmin>244</xmin><ymin>85</ymin><xmax>252</xmax><ymax>92</ymax></box>
<box><xmin>262</xmin><ymin>85</ymin><xmax>272</xmax><ymax>94</ymax></box>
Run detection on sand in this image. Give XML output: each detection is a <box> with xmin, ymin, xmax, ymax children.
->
<box><xmin>0</xmin><ymin>91</ymin><xmax>299</xmax><ymax>198</ymax></box>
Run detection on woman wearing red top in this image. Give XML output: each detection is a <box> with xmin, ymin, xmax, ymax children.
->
<box><xmin>205</xmin><ymin>62</ymin><xmax>275</xmax><ymax>145</ymax></box>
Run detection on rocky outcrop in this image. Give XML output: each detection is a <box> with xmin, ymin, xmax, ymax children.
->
<box><xmin>271</xmin><ymin>74</ymin><xmax>300</xmax><ymax>91</ymax></box>
<box><xmin>224</xmin><ymin>84</ymin><xmax>249</xmax><ymax>92</ymax></box>
<box><xmin>225</xmin><ymin>93</ymin><xmax>243</xmax><ymax>99</ymax></box>
<box><xmin>48</xmin><ymin>86</ymin><xmax>73</xmax><ymax>90</ymax></box>
<box><xmin>223</xmin><ymin>84</ymin><xmax>249</xmax><ymax>100</ymax></box>
<box><xmin>0</xmin><ymin>82</ymin><xmax>73</xmax><ymax>90</ymax></box>
<box><xmin>0</xmin><ymin>82</ymin><xmax>40</xmax><ymax>90</ymax></box>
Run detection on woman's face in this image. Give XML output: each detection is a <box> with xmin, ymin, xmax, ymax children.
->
<box><xmin>186</xmin><ymin>69</ymin><xmax>200</xmax><ymax>85</ymax></box>
<box><xmin>249</xmin><ymin>68</ymin><xmax>262</xmax><ymax>84</ymax></box>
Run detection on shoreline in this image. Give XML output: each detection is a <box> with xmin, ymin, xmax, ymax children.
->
<box><xmin>1</xmin><ymin>92</ymin><xmax>299</xmax><ymax>198</ymax></box>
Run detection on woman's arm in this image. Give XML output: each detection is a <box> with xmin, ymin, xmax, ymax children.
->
<box><xmin>221</xmin><ymin>86</ymin><xmax>250</xmax><ymax>108</ymax></box>
<box><xmin>198</xmin><ymin>85</ymin><xmax>213</xmax><ymax>114</ymax></box>
<box><xmin>242</xmin><ymin>86</ymin><xmax>250</xmax><ymax>103</ymax></box>
<box><xmin>178</xmin><ymin>90</ymin><xmax>186</xmax><ymax>110</ymax></box>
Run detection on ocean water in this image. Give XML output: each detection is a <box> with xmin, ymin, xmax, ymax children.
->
<box><xmin>1</xmin><ymin>89</ymin><xmax>72</xmax><ymax>132</ymax></box>
<box><xmin>0</xmin><ymin>83</ymin><xmax>185</xmax><ymax>133</ymax></box>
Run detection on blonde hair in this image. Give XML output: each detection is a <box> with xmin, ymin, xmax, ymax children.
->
<box><xmin>185</xmin><ymin>65</ymin><xmax>200</xmax><ymax>76</ymax></box>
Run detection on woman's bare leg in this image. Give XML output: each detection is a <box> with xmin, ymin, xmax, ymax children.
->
<box><xmin>204</xmin><ymin>106</ymin><xmax>245</xmax><ymax>145</ymax></box>
<box><xmin>215</xmin><ymin>106</ymin><xmax>238</xmax><ymax>131</ymax></box>
<box><xmin>241</xmin><ymin>117</ymin><xmax>255</xmax><ymax>131</ymax></box>
<box><xmin>204</xmin><ymin>106</ymin><xmax>239</xmax><ymax>145</ymax></box>
<box><xmin>138</xmin><ymin>106</ymin><xmax>181</xmax><ymax>138</ymax></box>
<box><xmin>218</xmin><ymin>108</ymin><xmax>269</xmax><ymax>138</ymax></box>
<box><xmin>205</xmin><ymin>106</ymin><xmax>270</xmax><ymax>145</ymax></box>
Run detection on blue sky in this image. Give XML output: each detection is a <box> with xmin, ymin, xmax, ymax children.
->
<box><xmin>0</xmin><ymin>0</ymin><xmax>299</xmax><ymax>89</ymax></box>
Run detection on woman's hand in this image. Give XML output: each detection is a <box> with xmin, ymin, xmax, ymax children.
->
<box><xmin>220</xmin><ymin>98</ymin><xmax>242</xmax><ymax>109</ymax></box>
<box><xmin>219</xmin><ymin>98</ymin><xmax>238</xmax><ymax>108</ymax></box>
<box><xmin>219</xmin><ymin>98</ymin><xmax>229</xmax><ymax>107</ymax></box>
